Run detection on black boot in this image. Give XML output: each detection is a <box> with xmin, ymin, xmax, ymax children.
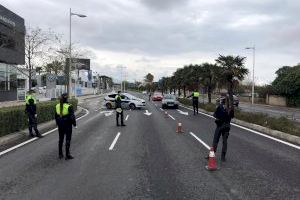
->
<box><xmin>65</xmin><ymin>142</ymin><xmax>74</xmax><ymax>160</ymax></box>
<box><xmin>221</xmin><ymin>152</ymin><xmax>226</xmax><ymax>162</ymax></box>
<box><xmin>59</xmin><ymin>154</ymin><xmax>64</xmax><ymax>159</ymax></box>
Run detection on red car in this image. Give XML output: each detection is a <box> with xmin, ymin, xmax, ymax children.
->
<box><xmin>152</xmin><ymin>93</ymin><xmax>163</xmax><ymax>101</ymax></box>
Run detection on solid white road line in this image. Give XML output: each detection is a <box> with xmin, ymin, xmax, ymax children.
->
<box><xmin>180</xmin><ymin>104</ymin><xmax>300</xmax><ymax>150</ymax></box>
<box><xmin>125</xmin><ymin>115</ymin><xmax>129</xmax><ymax>121</ymax></box>
<box><xmin>109</xmin><ymin>132</ymin><xmax>121</xmax><ymax>151</ymax></box>
<box><xmin>189</xmin><ymin>132</ymin><xmax>210</xmax><ymax>150</ymax></box>
<box><xmin>0</xmin><ymin>107</ymin><xmax>90</xmax><ymax>157</ymax></box>
<box><xmin>168</xmin><ymin>114</ymin><xmax>176</xmax><ymax>120</ymax></box>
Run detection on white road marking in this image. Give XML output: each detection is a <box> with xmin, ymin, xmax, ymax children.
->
<box><xmin>155</xmin><ymin>104</ymin><xmax>157</xmax><ymax>107</ymax></box>
<box><xmin>125</xmin><ymin>115</ymin><xmax>129</xmax><ymax>121</ymax></box>
<box><xmin>0</xmin><ymin>107</ymin><xmax>90</xmax><ymax>157</ymax></box>
<box><xmin>177</xmin><ymin>109</ymin><xmax>189</xmax><ymax>116</ymax></box>
<box><xmin>189</xmin><ymin>132</ymin><xmax>210</xmax><ymax>150</ymax></box>
<box><xmin>109</xmin><ymin>132</ymin><xmax>121</xmax><ymax>151</ymax></box>
<box><xmin>144</xmin><ymin>110</ymin><xmax>152</xmax><ymax>116</ymax></box>
<box><xmin>168</xmin><ymin>114</ymin><xmax>176</xmax><ymax>120</ymax></box>
<box><xmin>180</xmin><ymin>104</ymin><xmax>300</xmax><ymax>150</ymax></box>
<box><xmin>160</xmin><ymin>108</ymin><xmax>164</xmax><ymax>111</ymax></box>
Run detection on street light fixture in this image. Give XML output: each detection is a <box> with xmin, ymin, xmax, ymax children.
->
<box><xmin>69</xmin><ymin>8</ymin><xmax>86</xmax><ymax>98</ymax></box>
<box><xmin>245</xmin><ymin>46</ymin><xmax>255</xmax><ymax>105</ymax></box>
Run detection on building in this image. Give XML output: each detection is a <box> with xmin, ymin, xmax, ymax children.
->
<box><xmin>0</xmin><ymin>5</ymin><xmax>25</xmax><ymax>102</ymax></box>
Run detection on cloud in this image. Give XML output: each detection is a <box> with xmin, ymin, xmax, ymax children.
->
<box><xmin>2</xmin><ymin>0</ymin><xmax>300</xmax><ymax>84</ymax></box>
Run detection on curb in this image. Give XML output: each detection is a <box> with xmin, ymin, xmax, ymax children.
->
<box><xmin>0</xmin><ymin>107</ymin><xmax>84</xmax><ymax>147</ymax></box>
<box><xmin>180</xmin><ymin>104</ymin><xmax>300</xmax><ymax>145</ymax></box>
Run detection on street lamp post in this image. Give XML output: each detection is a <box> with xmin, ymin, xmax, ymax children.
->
<box><xmin>69</xmin><ymin>8</ymin><xmax>86</xmax><ymax>98</ymax></box>
<box><xmin>245</xmin><ymin>46</ymin><xmax>256</xmax><ymax>105</ymax></box>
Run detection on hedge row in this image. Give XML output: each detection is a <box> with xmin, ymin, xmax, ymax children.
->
<box><xmin>0</xmin><ymin>99</ymin><xmax>78</xmax><ymax>137</ymax></box>
<box><xmin>178</xmin><ymin>98</ymin><xmax>300</xmax><ymax>137</ymax></box>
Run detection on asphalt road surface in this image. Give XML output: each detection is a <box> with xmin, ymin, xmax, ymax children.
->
<box><xmin>0</xmin><ymin>94</ymin><xmax>299</xmax><ymax>200</ymax></box>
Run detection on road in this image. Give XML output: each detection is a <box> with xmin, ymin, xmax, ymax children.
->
<box><xmin>0</xmin><ymin>94</ymin><xmax>299</xmax><ymax>200</ymax></box>
<box><xmin>199</xmin><ymin>96</ymin><xmax>300</xmax><ymax>122</ymax></box>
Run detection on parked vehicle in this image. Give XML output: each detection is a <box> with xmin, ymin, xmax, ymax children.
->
<box><xmin>104</xmin><ymin>93</ymin><xmax>146</xmax><ymax>110</ymax></box>
<box><xmin>152</xmin><ymin>93</ymin><xmax>163</xmax><ymax>101</ymax></box>
<box><xmin>142</xmin><ymin>91</ymin><xmax>147</xmax><ymax>94</ymax></box>
<box><xmin>216</xmin><ymin>94</ymin><xmax>239</xmax><ymax>106</ymax></box>
<box><xmin>162</xmin><ymin>94</ymin><xmax>179</xmax><ymax>109</ymax></box>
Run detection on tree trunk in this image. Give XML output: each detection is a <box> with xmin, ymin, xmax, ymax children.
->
<box><xmin>178</xmin><ymin>88</ymin><xmax>181</xmax><ymax>97</ymax></box>
<box><xmin>183</xmin><ymin>86</ymin><xmax>186</xmax><ymax>98</ymax></box>
<box><xmin>208</xmin><ymin>77</ymin><xmax>212</xmax><ymax>103</ymax></box>
<box><xmin>227</xmin><ymin>81</ymin><xmax>234</xmax><ymax>111</ymax></box>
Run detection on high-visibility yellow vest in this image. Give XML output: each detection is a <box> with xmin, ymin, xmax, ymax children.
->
<box><xmin>56</xmin><ymin>103</ymin><xmax>70</xmax><ymax>116</ymax></box>
<box><xmin>115</xmin><ymin>95</ymin><xmax>121</xmax><ymax>100</ymax></box>
<box><xmin>25</xmin><ymin>95</ymin><xmax>37</xmax><ymax>105</ymax></box>
<box><xmin>193</xmin><ymin>92</ymin><xmax>200</xmax><ymax>97</ymax></box>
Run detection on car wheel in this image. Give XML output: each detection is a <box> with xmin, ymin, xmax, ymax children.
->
<box><xmin>175</xmin><ymin>105</ymin><xmax>179</xmax><ymax>109</ymax></box>
<box><xmin>129</xmin><ymin>103</ymin><xmax>136</xmax><ymax>110</ymax></box>
<box><xmin>106</xmin><ymin>103</ymin><xmax>112</xmax><ymax>109</ymax></box>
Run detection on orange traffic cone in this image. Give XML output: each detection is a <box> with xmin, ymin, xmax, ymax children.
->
<box><xmin>206</xmin><ymin>147</ymin><xmax>217</xmax><ymax>171</ymax></box>
<box><xmin>164</xmin><ymin>111</ymin><xmax>168</xmax><ymax>118</ymax></box>
<box><xmin>176</xmin><ymin>122</ymin><xmax>184</xmax><ymax>133</ymax></box>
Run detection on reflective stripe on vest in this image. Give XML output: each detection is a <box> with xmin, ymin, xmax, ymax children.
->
<box><xmin>115</xmin><ymin>95</ymin><xmax>121</xmax><ymax>100</ymax></box>
<box><xmin>56</xmin><ymin>103</ymin><xmax>70</xmax><ymax>116</ymax></box>
<box><xmin>25</xmin><ymin>95</ymin><xmax>37</xmax><ymax>104</ymax></box>
<box><xmin>193</xmin><ymin>92</ymin><xmax>200</xmax><ymax>97</ymax></box>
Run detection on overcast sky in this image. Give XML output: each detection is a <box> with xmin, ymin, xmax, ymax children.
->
<box><xmin>2</xmin><ymin>0</ymin><xmax>300</xmax><ymax>84</ymax></box>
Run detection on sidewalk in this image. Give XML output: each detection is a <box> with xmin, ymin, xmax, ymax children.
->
<box><xmin>0</xmin><ymin>93</ymin><xmax>105</xmax><ymax>109</ymax></box>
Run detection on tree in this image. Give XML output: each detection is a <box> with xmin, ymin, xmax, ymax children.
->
<box><xmin>20</xmin><ymin>27</ymin><xmax>57</xmax><ymax>90</ymax></box>
<box><xmin>272</xmin><ymin>65</ymin><xmax>300</xmax><ymax>106</ymax></box>
<box><xmin>215</xmin><ymin>55</ymin><xmax>249</xmax><ymax>108</ymax></box>
<box><xmin>144</xmin><ymin>73</ymin><xmax>154</xmax><ymax>92</ymax></box>
<box><xmin>44</xmin><ymin>60</ymin><xmax>64</xmax><ymax>75</ymax></box>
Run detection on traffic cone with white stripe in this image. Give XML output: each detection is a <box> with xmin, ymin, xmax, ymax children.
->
<box><xmin>165</xmin><ymin>111</ymin><xmax>168</xmax><ymax>118</ymax></box>
<box><xmin>176</xmin><ymin>122</ymin><xmax>184</xmax><ymax>133</ymax></box>
<box><xmin>205</xmin><ymin>147</ymin><xmax>217</xmax><ymax>171</ymax></box>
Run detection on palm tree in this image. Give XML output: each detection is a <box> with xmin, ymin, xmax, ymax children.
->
<box><xmin>199</xmin><ymin>63</ymin><xmax>219</xmax><ymax>103</ymax></box>
<box><xmin>215</xmin><ymin>55</ymin><xmax>249</xmax><ymax>108</ymax></box>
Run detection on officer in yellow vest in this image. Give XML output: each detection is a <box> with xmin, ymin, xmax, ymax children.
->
<box><xmin>55</xmin><ymin>93</ymin><xmax>77</xmax><ymax>160</ymax></box>
<box><xmin>115</xmin><ymin>91</ymin><xmax>126</xmax><ymax>126</ymax></box>
<box><xmin>188</xmin><ymin>90</ymin><xmax>200</xmax><ymax>115</ymax></box>
<box><xmin>25</xmin><ymin>90</ymin><xmax>37</xmax><ymax>105</ymax></box>
<box><xmin>25</xmin><ymin>90</ymin><xmax>41</xmax><ymax>137</ymax></box>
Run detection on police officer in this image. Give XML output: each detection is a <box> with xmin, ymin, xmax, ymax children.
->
<box><xmin>188</xmin><ymin>90</ymin><xmax>200</xmax><ymax>115</ymax></box>
<box><xmin>115</xmin><ymin>91</ymin><xmax>126</xmax><ymax>126</ymax></box>
<box><xmin>25</xmin><ymin>97</ymin><xmax>42</xmax><ymax>138</ymax></box>
<box><xmin>210</xmin><ymin>96</ymin><xmax>234</xmax><ymax>162</ymax></box>
<box><xmin>55</xmin><ymin>93</ymin><xmax>77</xmax><ymax>160</ymax></box>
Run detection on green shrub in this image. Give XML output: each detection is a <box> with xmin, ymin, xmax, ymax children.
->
<box><xmin>0</xmin><ymin>99</ymin><xmax>78</xmax><ymax>137</ymax></box>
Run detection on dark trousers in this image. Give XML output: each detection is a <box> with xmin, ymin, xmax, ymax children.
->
<box><xmin>58</xmin><ymin>125</ymin><xmax>72</xmax><ymax>156</ymax></box>
<box><xmin>212</xmin><ymin>124</ymin><xmax>230</xmax><ymax>157</ymax></box>
<box><xmin>28</xmin><ymin>114</ymin><xmax>39</xmax><ymax>136</ymax></box>
<box><xmin>193</xmin><ymin>100</ymin><xmax>199</xmax><ymax>115</ymax></box>
<box><xmin>116</xmin><ymin>111</ymin><xmax>124</xmax><ymax>125</ymax></box>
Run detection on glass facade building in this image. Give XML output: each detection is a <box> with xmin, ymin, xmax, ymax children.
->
<box><xmin>0</xmin><ymin>63</ymin><xmax>18</xmax><ymax>101</ymax></box>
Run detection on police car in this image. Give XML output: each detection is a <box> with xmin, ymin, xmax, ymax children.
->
<box><xmin>104</xmin><ymin>93</ymin><xmax>146</xmax><ymax>110</ymax></box>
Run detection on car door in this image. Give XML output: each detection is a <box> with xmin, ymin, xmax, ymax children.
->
<box><xmin>121</xmin><ymin>95</ymin><xmax>131</xmax><ymax>108</ymax></box>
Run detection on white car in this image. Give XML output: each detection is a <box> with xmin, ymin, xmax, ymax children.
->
<box><xmin>104</xmin><ymin>93</ymin><xmax>146</xmax><ymax>110</ymax></box>
<box><xmin>162</xmin><ymin>94</ymin><xmax>179</xmax><ymax>109</ymax></box>
<box><xmin>142</xmin><ymin>91</ymin><xmax>147</xmax><ymax>94</ymax></box>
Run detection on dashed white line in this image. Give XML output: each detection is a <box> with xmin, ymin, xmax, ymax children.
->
<box><xmin>160</xmin><ymin>108</ymin><xmax>164</xmax><ymax>111</ymax></box>
<box><xmin>168</xmin><ymin>114</ymin><xmax>176</xmax><ymax>120</ymax></box>
<box><xmin>125</xmin><ymin>115</ymin><xmax>129</xmax><ymax>121</ymax></box>
<box><xmin>189</xmin><ymin>132</ymin><xmax>210</xmax><ymax>150</ymax></box>
<box><xmin>0</xmin><ymin>107</ymin><xmax>90</xmax><ymax>157</ymax></box>
<box><xmin>109</xmin><ymin>132</ymin><xmax>121</xmax><ymax>151</ymax></box>
<box><xmin>180</xmin><ymin>104</ymin><xmax>300</xmax><ymax>150</ymax></box>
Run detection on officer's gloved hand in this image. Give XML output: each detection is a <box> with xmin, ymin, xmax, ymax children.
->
<box><xmin>74</xmin><ymin>126</ymin><xmax>78</xmax><ymax>129</ymax></box>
